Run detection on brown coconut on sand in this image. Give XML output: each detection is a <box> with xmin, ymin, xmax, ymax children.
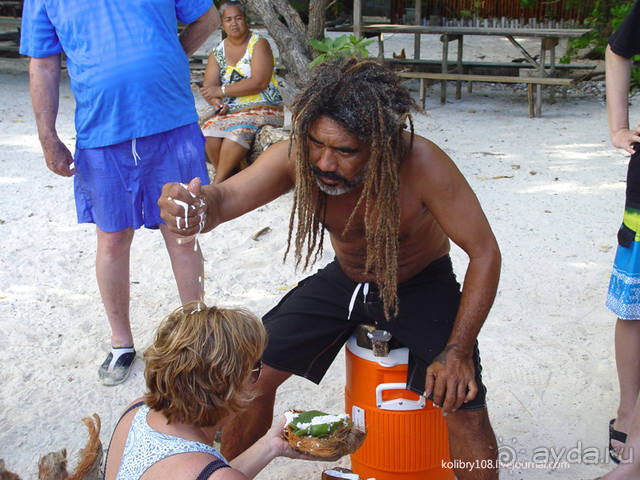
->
<box><xmin>282</xmin><ymin>412</ymin><xmax>366</xmax><ymax>459</ymax></box>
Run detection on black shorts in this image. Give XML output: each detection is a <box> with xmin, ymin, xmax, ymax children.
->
<box><xmin>262</xmin><ymin>255</ymin><xmax>487</xmax><ymax>410</ymax></box>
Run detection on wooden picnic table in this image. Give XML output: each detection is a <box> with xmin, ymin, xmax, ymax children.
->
<box><xmin>331</xmin><ymin>24</ymin><xmax>593</xmax><ymax>116</ymax></box>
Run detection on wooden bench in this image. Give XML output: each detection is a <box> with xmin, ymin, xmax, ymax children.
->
<box><xmin>397</xmin><ymin>71</ymin><xmax>574</xmax><ymax>117</ymax></box>
<box><xmin>0</xmin><ymin>15</ymin><xmax>20</xmax><ymax>54</ymax></box>
<box><xmin>0</xmin><ymin>15</ymin><xmax>20</xmax><ymax>27</ymax></box>
<box><xmin>388</xmin><ymin>57</ymin><xmax>596</xmax><ymax>75</ymax></box>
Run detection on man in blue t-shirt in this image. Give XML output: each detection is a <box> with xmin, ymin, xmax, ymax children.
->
<box><xmin>20</xmin><ymin>0</ymin><xmax>220</xmax><ymax>385</ymax></box>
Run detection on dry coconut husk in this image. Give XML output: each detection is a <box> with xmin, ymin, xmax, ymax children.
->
<box><xmin>282</xmin><ymin>416</ymin><xmax>366</xmax><ymax>459</ymax></box>
<box><xmin>322</xmin><ymin>467</ymin><xmax>363</xmax><ymax>480</ymax></box>
<box><xmin>1</xmin><ymin>413</ymin><xmax>102</xmax><ymax>480</ymax></box>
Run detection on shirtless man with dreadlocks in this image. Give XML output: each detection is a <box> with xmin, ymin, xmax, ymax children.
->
<box><xmin>158</xmin><ymin>58</ymin><xmax>501</xmax><ymax>479</ymax></box>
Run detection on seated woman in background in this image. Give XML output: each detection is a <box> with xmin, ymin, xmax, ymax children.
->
<box><xmin>103</xmin><ymin>303</ymin><xmax>307</xmax><ymax>479</ymax></box>
<box><xmin>199</xmin><ymin>0</ymin><xmax>284</xmax><ymax>183</ymax></box>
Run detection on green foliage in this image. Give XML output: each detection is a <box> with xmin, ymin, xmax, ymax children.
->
<box><xmin>610</xmin><ymin>1</ymin><xmax>635</xmax><ymax>30</ymax></box>
<box><xmin>519</xmin><ymin>0</ymin><xmax>536</xmax><ymax>9</ymax></box>
<box><xmin>561</xmin><ymin>1</ymin><xmax>640</xmax><ymax>92</ymax></box>
<box><xmin>564</xmin><ymin>2</ymin><xmax>633</xmax><ymax>58</ymax></box>
<box><xmin>309</xmin><ymin>34</ymin><xmax>374</xmax><ymax>68</ymax></box>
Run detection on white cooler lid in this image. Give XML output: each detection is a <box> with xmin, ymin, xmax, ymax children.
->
<box><xmin>346</xmin><ymin>334</ymin><xmax>409</xmax><ymax>367</ymax></box>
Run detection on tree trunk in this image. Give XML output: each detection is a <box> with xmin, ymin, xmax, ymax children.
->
<box><xmin>308</xmin><ymin>0</ymin><xmax>331</xmax><ymax>41</ymax></box>
<box><xmin>241</xmin><ymin>0</ymin><xmax>329</xmax><ymax>101</ymax></box>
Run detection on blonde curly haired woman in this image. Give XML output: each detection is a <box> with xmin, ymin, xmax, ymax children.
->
<box><xmin>103</xmin><ymin>302</ymin><xmax>307</xmax><ymax>479</ymax></box>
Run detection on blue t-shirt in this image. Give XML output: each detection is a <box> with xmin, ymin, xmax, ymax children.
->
<box><xmin>20</xmin><ymin>0</ymin><xmax>212</xmax><ymax>148</ymax></box>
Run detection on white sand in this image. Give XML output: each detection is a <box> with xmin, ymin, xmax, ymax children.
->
<box><xmin>0</xmin><ymin>31</ymin><xmax>632</xmax><ymax>479</ymax></box>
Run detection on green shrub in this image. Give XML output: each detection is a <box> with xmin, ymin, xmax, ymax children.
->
<box><xmin>561</xmin><ymin>2</ymin><xmax>640</xmax><ymax>90</ymax></box>
<box><xmin>309</xmin><ymin>34</ymin><xmax>374</xmax><ymax>68</ymax></box>
<box><xmin>564</xmin><ymin>1</ymin><xmax>633</xmax><ymax>59</ymax></box>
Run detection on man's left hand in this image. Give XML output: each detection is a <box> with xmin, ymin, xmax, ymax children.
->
<box><xmin>424</xmin><ymin>343</ymin><xmax>478</xmax><ymax>415</ymax></box>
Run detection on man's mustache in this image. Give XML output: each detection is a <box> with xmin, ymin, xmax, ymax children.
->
<box><xmin>311</xmin><ymin>166</ymin><xmax>352</xmax><ymax>186</ymax></box>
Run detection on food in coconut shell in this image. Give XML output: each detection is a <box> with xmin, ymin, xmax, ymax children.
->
<box><xmin>282</xmin><ymin>410</ymin><xmax>366</xmax><ymax>459</ymax></box>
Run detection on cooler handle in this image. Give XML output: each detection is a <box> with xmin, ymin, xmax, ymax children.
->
<box><xmin>375</xmin><ymin>382</ymin><xmax>426</xmax><ymax>411</ymax></box>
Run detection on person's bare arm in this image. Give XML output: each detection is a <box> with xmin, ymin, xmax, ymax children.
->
<box><xmin>217</xmin><ymin>417</ymin><xmax>317</xmax><ymax>479</ymax></box>
<box><xmin>29</xmin><ymin>55</ymin><xmax>75</xmax><ymax>177</ymax></box>
<box><xmin>606</xmin><ymin>44</ymin><xmax>640</xmax><ymax>154</ymax></box>
<box><xmin>179</xmin><ymin>6</ymin><xmax>220</xmax><ymax>57</ymax></box>
<box><xmin>158</xmin><ymin>140</ymin><xmax>295</xmax><ymax>236</ymax></box>
<box><xmin>203</xmin><ymin>38</ymin><xmax>275</xmax><ymax>100</ymax></box>
<box><xmin>415</xmin><ymin>139</ymin><xmax>501</xmax><ymax>414</ymax></box>
<box><xmin>199</xmin><ymin>55</ymin><xmax>225</xmax><ymax>109</ymax></box>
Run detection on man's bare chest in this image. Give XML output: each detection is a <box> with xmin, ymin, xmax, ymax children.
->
<box><xmin>322</xmin><ymin>194</ymin><xmax>428</xmax><ymax>242</ymax></box>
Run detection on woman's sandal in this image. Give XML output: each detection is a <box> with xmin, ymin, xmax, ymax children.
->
<box><xmin>609</xmin><ymin>418</ymin><xmax>628</xmax><ymax>464</ymax></box>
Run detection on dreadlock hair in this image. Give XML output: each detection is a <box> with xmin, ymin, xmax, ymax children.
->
<box><xmin>285</xmin><ymin>58</ymin><xmax>418</xmax><ymax>319</ymax></box>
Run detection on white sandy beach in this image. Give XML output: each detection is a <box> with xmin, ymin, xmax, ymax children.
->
<box><xmin>0</xmin><ymin>30</ymin><xmax>634</xmax><ymax>479</ymax></box>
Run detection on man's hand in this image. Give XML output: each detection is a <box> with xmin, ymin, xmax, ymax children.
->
<box><xmin>424</xmin><ymin>343</ymin><xmax>478</xmax><ymax>415</ymax></box>
<box><xmin>158</xmin><ymin>178</ymin><xmax>210</xmax><ymax>236</ymax></box>
<box><xmin>611</xmin><ymin>124</ymin><xmax>640</xmax><ymax>155</ymax></box>
<box><xmin>41</xmin><ymin>135</ymin><xmax>74</xmax><ymax>177</ymax></box>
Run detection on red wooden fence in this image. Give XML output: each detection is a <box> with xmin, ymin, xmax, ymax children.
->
<box><xmin>419</xmin><ymin>0</ymin><xmax>594</xmax><ymax>22</ymax></box>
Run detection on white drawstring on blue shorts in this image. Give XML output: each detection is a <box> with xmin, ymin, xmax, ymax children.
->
<box><xmin>131</xmin><ymin>138</ymin><xmax>141</xmax><ymax>166</ymax></box>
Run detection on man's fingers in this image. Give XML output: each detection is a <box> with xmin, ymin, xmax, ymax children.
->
<box><xmin>441</xmin><ymin>379</ymin><xmax>459</xmax><ymax>413</ymax></box>
<box><xmin>465</xmin><ymin>378</ymin><xmax>478</xmax><ymax>403</ymax></box>
<box><xmin>424</xmin><ymin>369</ymin><xmax>436</xmax><ymax>399</ymax></box>
<box><xmin>54</xmin><ymin>163</ymin><xmax>74</xmax><ymax>177</ymax></box>
<box><xmin>158</xmin><ymin>182</ymin><xmax>203</xmax><ymax>232</ymax></box>
<box><xmin>431</xmin><ymin>376</ymin><xmax>446</xmax><ymax>408</ymax></box>
<box><xmin>187</xmin><ymin>177</ymin><xmax>202</xmax><ymax>196</ymax></box>
<box><xmin>450</xmin><ymin>382</ymin><xmax>468</xmax><ymax>412</ymax></box>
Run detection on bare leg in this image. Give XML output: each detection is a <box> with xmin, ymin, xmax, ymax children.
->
<box><xmin>613</xmin><ymin>319</ymin><xmax>640</xmax><ymax>453</ymax></box>
<box><xmin>204</xmin><ymin>136</ymin><xmax>222</xmax><ymax>167</ymax></box>
<box><xmin>213</xmin><ymin>139</ymin><xmax>249</xmax><ymax>184</ymax></box>
<box><xmin>159</xmin><ymin>224</ymin><xmax>204</xmax><ymax>304</ymax></box>
<box><xmin>445</xmin><ymin>408</ymin><xmax>498</xmax><ymax>480</ymax></box>
<box><xmin>601</xmin><ymin>394</ymin><xmax>640</xmax><ymax>479</ymax></box>
<box><xmin>221</xmin><ymin>365</ymin><xmax>291</xmax><ymax>460</ymax></box>
<box><xmin>96</xmin><ymin>227</ymin><xmax>135</xmax><ymax>347</ymax></box>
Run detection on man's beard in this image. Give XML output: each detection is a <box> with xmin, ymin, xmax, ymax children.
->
<box><xmin>312</xmin><ymin>165</ymin><xmax>367</xmax><ymax>196</ymax></box>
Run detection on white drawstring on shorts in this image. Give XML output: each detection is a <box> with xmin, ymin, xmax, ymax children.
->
<box><xmin>347</xmin><ymin>282</ymin><xmax>369</xmax><ymax>320</ymax></box>
<box><xmin>131</xmin><ymin>138</ymin><xmax>141</xmax><ymax>166</ymax></box>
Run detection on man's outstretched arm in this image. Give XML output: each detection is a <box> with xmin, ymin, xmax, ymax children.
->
<box><xmin>158</xmin><ymin>140</ymin><xmax>295</xmax><ymax>236</ymax></box>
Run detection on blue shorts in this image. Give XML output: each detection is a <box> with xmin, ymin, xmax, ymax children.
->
<box><xmin>606</xmin><ymin>148</ymin><xmax>640</xmax><ymax>320</ymax></box>
<box><xmin>73</xmin><ymin>123</ymin><xmax>209</xmax><ymax>232</ymax></box>
<box><xmin>607</xmin><ymin>236</ymin><xmax>640</xmax><ymax>320</ymax></box>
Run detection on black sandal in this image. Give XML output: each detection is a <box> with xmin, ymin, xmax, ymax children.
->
<box><xmin>609</xmin><ymin>418</ymin><xmax>628</xmax><ymax>464</ymax></box>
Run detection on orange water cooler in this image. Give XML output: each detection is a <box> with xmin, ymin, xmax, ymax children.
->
<box><xmin>345</xmin><ymin>334</ymin><xmax>454</xmax><ymax>480</ymax></box>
